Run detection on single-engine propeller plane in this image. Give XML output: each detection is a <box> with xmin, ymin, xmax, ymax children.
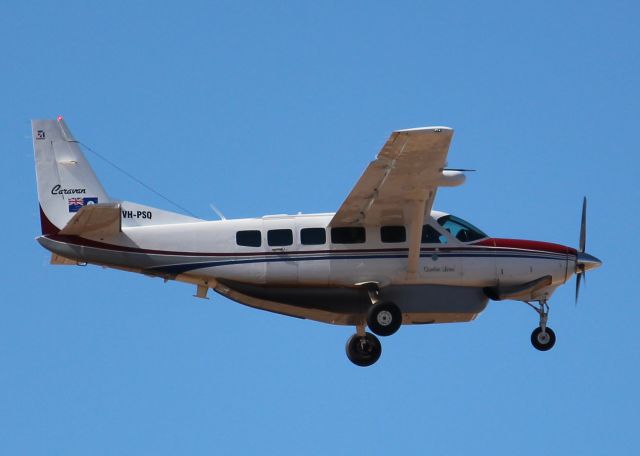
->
<box><xmin>33</xmin><ymin>117</ymin><xmax>602</xmax><ymax>366</ymax></box>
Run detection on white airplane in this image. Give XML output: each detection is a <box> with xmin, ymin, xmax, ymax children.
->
<box><xmin>32</xmin><ymin>117</ymin><xmax>602</xmax><ymax>366</ymax></box>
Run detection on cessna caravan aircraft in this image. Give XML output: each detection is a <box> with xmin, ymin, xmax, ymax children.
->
<box><xmin>32</xmin><ymin>117</ymin><xmax>602</xmax><ymax>366</ymax></box>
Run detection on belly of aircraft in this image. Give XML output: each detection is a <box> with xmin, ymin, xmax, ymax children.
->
<box><xmin>216</xmin><ymin>279</ymin><xmax>489</xmax><ymax>325</ymax></box>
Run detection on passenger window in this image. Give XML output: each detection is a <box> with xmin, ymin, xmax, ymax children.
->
<box><xmin>268</xmin><ymin>229</ymin><xmax>293</xmax><ymax>246</ymax></box>
<box><xmin>331</xmin><ymin>227</ymin><xmax>366</xmax><ymax>244</ymax></box>
<box><xmin>236</xmin><ymin>230</ymin><xmax>261</xmax><ymax>247</ymax></box>
<box><xmin>301</xmin><ymin>228</ymin><xmax>326</xmax><ymax>245</ymax></box>
<box><xmin>422</xmin><ymin>225</ymin><xmax>447</xmax><ymax>244</ymax></box>
<box><xmin>381</xmin><ymin>226</ymin><xmax>406</xmax><ymax>243</ymax></box>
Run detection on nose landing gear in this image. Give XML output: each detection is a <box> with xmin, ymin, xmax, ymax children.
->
<box><xmin>526</xmin><ymin>300</ymin><xmax>556</xmax><ymax>351</ymax></box>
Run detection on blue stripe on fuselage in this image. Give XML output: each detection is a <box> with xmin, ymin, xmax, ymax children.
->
<box><xmin>146</xmin><ymin>250</ymin><xmax>567</xmax><ymax>275</ymax></box>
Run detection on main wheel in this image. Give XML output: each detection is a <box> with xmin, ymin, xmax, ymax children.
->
<box><xmin>531</xmin><ymin>326</ymin><xmax>556</xmax><ymax>351</ymax></box>
<box><xmin>367</xmin><ymin>302</ymin><xmax>402</xmax><ymax>337</ymax></box>
<box><xmin>345</xmin><ymin>332</ymin><xmax>382</xmax><ymax>367</ymax></box>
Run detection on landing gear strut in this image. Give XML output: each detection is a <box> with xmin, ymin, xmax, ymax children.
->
<box><xmin>526</xmin><ymin>300</ymin><xmax>556</xmax><ymax>351</ymax></box>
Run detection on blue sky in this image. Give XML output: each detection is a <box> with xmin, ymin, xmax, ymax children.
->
<box><xmin>1</xmin><ymin>1</ymin><xmax>639</xmax><ymax>454</ymax></box>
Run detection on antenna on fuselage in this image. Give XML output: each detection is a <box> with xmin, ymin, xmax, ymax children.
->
<box><xmin>209</xmin><ymin>203</ymin><xmax>227</xmax><ymax>220</ymax></box>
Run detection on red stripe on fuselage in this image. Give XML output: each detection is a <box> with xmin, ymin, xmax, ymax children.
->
<box><xmin>473</xmin><ymin>238</ymin><xmax>576</xmax><ymax>255</ymax></box>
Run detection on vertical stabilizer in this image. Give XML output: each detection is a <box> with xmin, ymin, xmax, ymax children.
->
<box><xmin>32</xmin><ymin>117</ymin><xmax>110</xmax><ymax>234</ymax></box>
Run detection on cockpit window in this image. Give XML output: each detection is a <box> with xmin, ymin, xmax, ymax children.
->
<box><xmin>437</xmin><ymin>215</ymin><xmax>488</xmax><ymax>242</ymax></box>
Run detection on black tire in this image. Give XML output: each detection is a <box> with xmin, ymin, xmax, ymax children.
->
<box><xmin>345</xmin><ymin>332</ymin><xmax>382</xmax><ymax>367</ymax></box>
<box><xmin>531</xmin><ymin>326</ymin><xmax>556</xmax><ymax>351</ymax></box>
<box><xmin>367</xmin><ymin>302</ymin><xmax>402</xmax><ymax>337</ymax></box>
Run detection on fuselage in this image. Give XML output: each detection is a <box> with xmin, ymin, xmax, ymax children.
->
<box><xmin>38</xmin><ymin>209</ymin><xmax>577</xmax><ymax>296</ymax></box>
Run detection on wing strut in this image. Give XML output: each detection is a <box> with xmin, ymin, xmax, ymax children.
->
<box><xmin>406</xmin><ymin>198</ymin><xmax>427</xmax><ymax>279</ymax></box>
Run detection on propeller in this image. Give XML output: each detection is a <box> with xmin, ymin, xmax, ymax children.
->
<box><xmin>575</xmin><ymin>197</ymin><xmax>587</xmax><ymax>303</ymax></box>
<box><xmin>575</xmin><ymin>197</ymin><xmax>602</xmax><ymax>303</ymax></box>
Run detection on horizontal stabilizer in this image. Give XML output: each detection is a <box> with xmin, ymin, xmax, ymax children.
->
<box><xmin>50</xmin><ymin>253</ymin><xmax>78</xmax><ymax>265</ymax></box>
<box><xmin>483</xmin><ymin>275</ymin><xmax>552</xmax><ymax>301</ymax></box>
<box><xmin>59</xmin><ymin>202</ymin><xmax>121</xmax><ymax>237</ymax></box>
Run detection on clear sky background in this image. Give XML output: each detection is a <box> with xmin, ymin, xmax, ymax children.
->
<box><xmin>1</xmin><ymin>1</ymin><xmax>638</xmax><ymax>454</ymax></box>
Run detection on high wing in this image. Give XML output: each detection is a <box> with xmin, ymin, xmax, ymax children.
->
<box><xmin>330</xmin><ymin>126</ymin><xmax>466</xmax><ymax>279</ymax></box>
<box><xmin>330</xmin><ymin>127</ymin><xmax>464</xmax><ymax>227</ymax></box>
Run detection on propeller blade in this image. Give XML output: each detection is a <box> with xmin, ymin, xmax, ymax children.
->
<box><xmin>575</xmin><ymin>197</ymin><xmax>599</xmax><ymax>306</ymax></box>
<box><xmin>579</xmin><ymin>197</ymin><xmax>587</xmax><ymax>253</ymax></box>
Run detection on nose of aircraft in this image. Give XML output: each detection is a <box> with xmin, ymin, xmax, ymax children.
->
<box><xmin>576</xmin><ymin>251</ymin><xmax>602</xmax><ymax>272</ymax></box>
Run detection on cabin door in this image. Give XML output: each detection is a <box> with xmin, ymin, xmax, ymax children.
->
<box><xmin>263</xmin><ymin>218</ymin><xmax>299</xmax><ymax>285</ymax></box>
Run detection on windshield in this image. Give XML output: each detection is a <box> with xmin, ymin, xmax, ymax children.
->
<box><xmin>437</xmin><ymin>215</ymin><xmax>488</xmax><ymax>242</ymax></box>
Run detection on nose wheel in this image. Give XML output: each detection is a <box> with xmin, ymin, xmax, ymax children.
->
<box><xmin>526</xmin><ymin>300</ymin><xmax>557</xmax><ymax>351</ymax></box>
<box><xmin>531</xmin><ymin>326</ymin><xmax>556</xmax><ymax>351</ymax></box>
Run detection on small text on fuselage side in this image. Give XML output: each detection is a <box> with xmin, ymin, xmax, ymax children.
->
<box><xmin>424</xmin><ymin>266</ymin><xmax>456</xmax><ymax>273</ymax></box>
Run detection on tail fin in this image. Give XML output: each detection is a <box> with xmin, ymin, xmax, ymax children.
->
<box><xmin>33</xmin><ymin>117</ymin><xmax>110</xmax><ymax>235</ymax></box>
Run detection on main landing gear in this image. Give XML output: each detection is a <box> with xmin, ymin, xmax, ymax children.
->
<box><xmin>367</xmin><ymin>301</ymin><xmax>403</xmax><ymax>337</ymax></box>
<box><xmin>526</xmin><ymin>300</ymin><xmax>556</xmax><ymax>351</ymax></box>
<box><xmin>345</xmin><ymin>284</ymin><xmax>403</xmax><ymax>367</ymax></box>
<box><xmin>345</xmin><ymin>327</ymin><xmax>382</xmax><ymax>367</ymax></box>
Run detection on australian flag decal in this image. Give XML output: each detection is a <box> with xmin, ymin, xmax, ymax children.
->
<box><xmin>68</xmin><ymin>197</ymin><xmax>98</xmax><ymax>212</ymax></box>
